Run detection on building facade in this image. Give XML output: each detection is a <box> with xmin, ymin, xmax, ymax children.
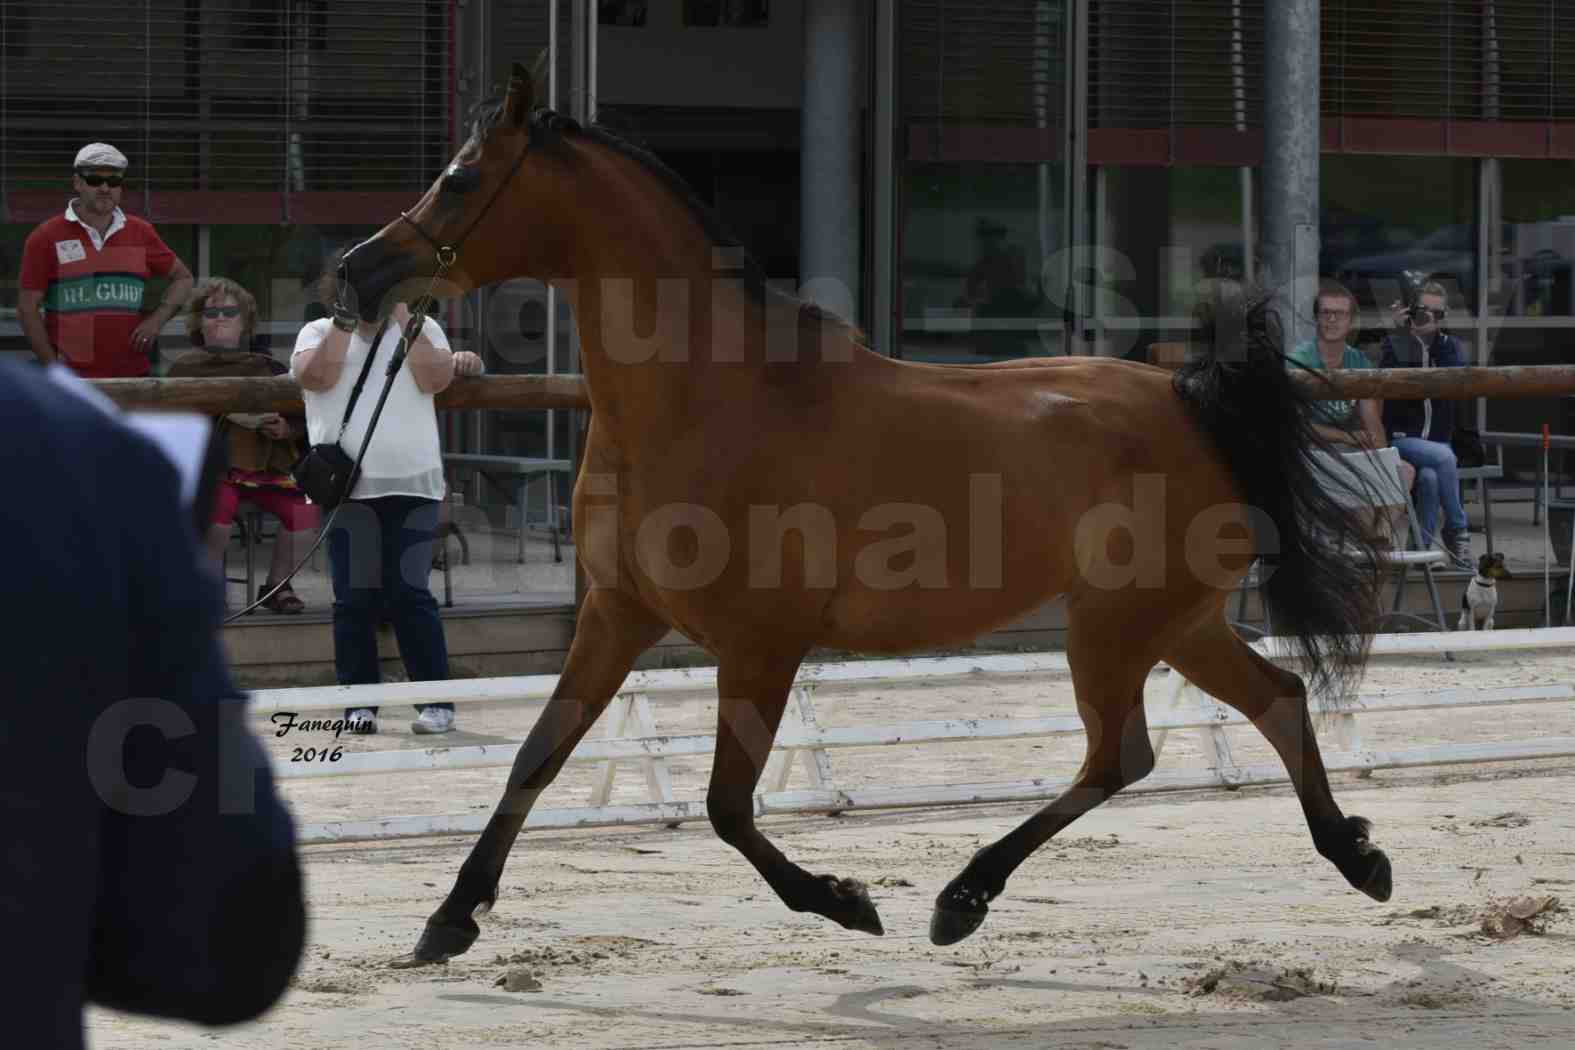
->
<box><xmin>3</xmin><ymin>1</ymin><xmax>1573</xmax><ymax>467</ymax></box>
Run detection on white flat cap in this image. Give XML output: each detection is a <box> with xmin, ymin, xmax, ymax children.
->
<box><xmin>74</xmin><ymin>142</ymin><xmax>128</xmax><ymax>170</ymax></box>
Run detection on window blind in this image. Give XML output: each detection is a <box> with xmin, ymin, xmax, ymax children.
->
<box><xmin>901</xmin><ymin>0</ymin><xmax>1068</xmax><ymax>162</ymax></box>
<box><xmin>1</xmin><ymin>0</ymin><xmax>453</xmax><ymax>221</ymax></box>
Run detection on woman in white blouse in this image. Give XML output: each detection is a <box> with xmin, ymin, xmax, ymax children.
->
<box><xmin>292</xmin><ymin>276</ymin><xmax>483</xmax><ymax>737</ymax></box>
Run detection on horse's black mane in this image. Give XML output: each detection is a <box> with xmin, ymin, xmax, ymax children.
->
<box><xmin>467</xmin><ymin>93</ymin><xmax>865</xmax><ymax>345</ymax></box>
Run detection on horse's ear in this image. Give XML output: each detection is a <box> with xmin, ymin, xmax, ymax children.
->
<box><xmin>506</xmin><ymin>60</ymin><xmax>535</xmax><ymax>127</ymax></box>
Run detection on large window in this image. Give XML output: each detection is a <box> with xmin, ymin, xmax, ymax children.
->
<box><xmin>1089</xmin><ymin>165</ymin><xmax>1255</xmax><ymax>360</ymax></box>
<box><xmin>1484</xmin><ymin>160</ymin><xmax>1575</xmax><ymax>456</ymax></box>
<box><xmin>1321</xmin><ymin>154</ymin><xmax>1476</xmax><ymax>340</ymax></box>
<box><xmin>900</xmin><ymin>165</ymin><xmax>1062</xmax><ymax>362</ymax></box>
<box><xmin>1491</xmin><ymin>160</ymin><xmax>1575</xmax><ymax>323</ymax></box>
<box><xmin>896</xmin><ymin>1</ymin><xmax>1069</xmax><ymax>363</ymax></box>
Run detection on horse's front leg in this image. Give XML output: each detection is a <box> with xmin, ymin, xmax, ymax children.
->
<box><xmin>707</xmin><ymin>655</ymin><xmax>884</xmax><ymax>935</ymax></box>
<box><xmin>398</xmin><ymin>589</ymin><xmax>669</xmax><ymax>966</ymax></box>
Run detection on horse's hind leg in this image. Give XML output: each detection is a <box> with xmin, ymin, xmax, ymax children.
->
<box><xmin>403</xmin><ymin>589</ymin><xmax>669</xmax><ymax>965</ymax></box>
<box><xmin>931</xmin><ymin>612</ymin><xmax>1158</xmax><ymax>946</ymax></box>
<box><xmin>1163</xmin><ymin>619</ymin><xmax>1392</xmax><ymax>903</ymax></box>
<box><xmin>706</xmin><ymin>654</ymin><xmax>884</xmax><ymax>935</ymax></box>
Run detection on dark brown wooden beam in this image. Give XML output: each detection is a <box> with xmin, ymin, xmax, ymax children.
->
<box><xmin>1297</xmin><ymin>365</ymin><xmax>1575</xmax><ymax>401</ymax></box>
<box><xmin>89</xmin><ymin>375</ymin><xmax>593</xmax><ymax>413</ymax></box>
<box><xmin>86</xmin><ymin>364</ymin><xmax>1575</xmax><ymax>414</ymax></box>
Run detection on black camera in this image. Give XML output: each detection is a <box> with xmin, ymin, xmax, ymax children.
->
<box><xmin>1398</xmin><ymin>272</ymin><xmax>1446</xmax><ymax>327</ymax></box>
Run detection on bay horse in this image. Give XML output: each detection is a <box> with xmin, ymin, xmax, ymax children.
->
<box><xmin>343</xmin><ymin>62</ymin><xmax>1392</xmax><ymax>964</ymax></box>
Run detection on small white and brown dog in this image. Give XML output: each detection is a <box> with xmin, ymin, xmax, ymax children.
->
<box><xmin>1458</xmin><ymin>552</ymin><xmax>1511</xmax><ymax>631</ymax></box>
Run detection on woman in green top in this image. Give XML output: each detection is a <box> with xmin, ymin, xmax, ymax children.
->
<box><xmin>1288</xmin><ymin>281</ymin><xmax>1417</xmax><ymax>492</ymax></box>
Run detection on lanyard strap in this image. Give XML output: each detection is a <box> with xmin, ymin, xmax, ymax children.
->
<box><xmin>335</xmin><ymin>318</ymin><xmax>392</xmax><ymax>442</ymax></box>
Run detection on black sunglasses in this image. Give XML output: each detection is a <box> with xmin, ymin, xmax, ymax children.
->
<box><xmin>202</xmin><ymin>306</ymin><xmax>242</xmax><ymax>319</ymax></box>
<box><xmin>77</xmin><ymin>172</ymin><xmax>124</xmax><ymax>188</ymax></box>
<box><xmin>1414</xmin><ymin>307</ymin><xmax>1447</xmax><ymax>322</ymax></box>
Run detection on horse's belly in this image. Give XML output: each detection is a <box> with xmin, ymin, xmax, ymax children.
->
<box><xmin>817</xmin><ymin>573</ymin><xmax>1072</xmax><ymax>653</ymax></box>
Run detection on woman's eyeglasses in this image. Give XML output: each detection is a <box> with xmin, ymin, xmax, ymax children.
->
<box><xmin>202</xmin><ymin>306</ymin><xmax>242</xmax><ymax>319</ymax></box>
<box><xmin>77</xmin><ymin>172</ymin><xmax>124</xmax><ymax>188</ymax></box>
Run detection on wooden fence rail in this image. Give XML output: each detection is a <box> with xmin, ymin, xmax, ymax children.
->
<box><xmin>88</xmin><ymin>364</ymin><xmax>1575</xmax><ymax>414</ymax></box>
<box><xmin>90</xmin><ymin>374</ymin><xmax>591</xmax><ymax>413</ymax></box>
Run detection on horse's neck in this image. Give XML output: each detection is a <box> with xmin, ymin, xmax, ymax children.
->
<box><xmin>554</xmin><ymin>254</ymin><xmax>715</xmax><ymax>427</ymax></box>
<box><xmin>567</xmin><ymin>277</ymin><xmax>859</xmax><ymax>423</ymax></box>
<box><xmin>553</xmin><ymin>142</ymin><xmax>860</xmax><ymax>436</ymax></box>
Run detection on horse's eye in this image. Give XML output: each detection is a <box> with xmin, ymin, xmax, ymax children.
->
<box><xmin>441</xmin><ymin>166</ymin><xmax>479</xmax><ymax>195</ymax></box>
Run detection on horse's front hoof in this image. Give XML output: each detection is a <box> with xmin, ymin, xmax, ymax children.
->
<box><xmin>819</xmin><ymin>876</ymin><xmax>885</xmax><ymax>935</ymax></box>
<box><xmin>929</xmin><ymin>905</ymin><xmax>987</xmax><ymax>946</ymax></box>
<box><xmin>409</xmin><ymin>915</ymin><xmax>480</xmax><ymax>964</ymax></box>
<box><xmin>841</xmin><ymin>890</ymin><xmax>885</xmax><ymax>936</ymax></box>
<box><xmin>1357</xmin><ymin>848</ymin><xmax>1393</xmax><ymax>902</ymax></box>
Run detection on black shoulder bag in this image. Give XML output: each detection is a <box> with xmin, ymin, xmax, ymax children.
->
<box><xmin>291</xmin><ymin>319</ymin><xmax>392</xmax><ymax>508</ymax></box>
<box><xmin>1452</xmin><ymin>425</ymin><xmax>1487</xmax><ymax>468</ymax></box>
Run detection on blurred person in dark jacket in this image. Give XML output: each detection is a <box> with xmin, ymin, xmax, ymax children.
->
<box><xmin>1380</xmin><ymin>278</ymin><xmax>1472</xmax><ymax>568</ymax></box>
<box><xmin>1</xmin><ymin>359</ymin><xmax>305</xmax><ymax>1049</ymax></box>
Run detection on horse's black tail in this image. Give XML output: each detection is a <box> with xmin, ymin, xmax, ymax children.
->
<box><xmin>1172</xmin><ymin>283</ymin><xmax>1382</xmax><ymax>702</ymax></box>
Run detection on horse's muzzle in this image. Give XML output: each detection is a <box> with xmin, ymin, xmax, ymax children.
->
<box><xmin>339</xmin><ymin>239</ymin><xmax>415</xmax><ymax>322</ymax></box>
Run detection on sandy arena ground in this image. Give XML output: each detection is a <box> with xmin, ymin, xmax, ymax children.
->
<box><xmin>88</xmin><ymin>647</ymin><xmax>1575</xmax><ymax>1049</ymax></box>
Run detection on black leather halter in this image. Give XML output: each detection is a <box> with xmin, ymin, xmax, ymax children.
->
<box><xmin>397</xmin><ymin>137</ymin><xmax>533</xmax><ymax>280</ymax></box>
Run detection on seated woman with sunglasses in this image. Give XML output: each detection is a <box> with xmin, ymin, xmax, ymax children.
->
<box><xmin>1380</xmin><ymin>278</ymin><xmax>1473</xmax><ymax>569</ymax></box>
<box><xmin>168</xmin><ymin>277</ymin><xmax>320</xmax><ymax>612</ymax></box>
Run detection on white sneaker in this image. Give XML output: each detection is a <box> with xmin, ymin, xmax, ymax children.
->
<box><xmin>346</xmin><ymin>708</ymin><xmax>378</xmax><ymax>735</ymax></box>
<box><xmin>412</xmin><ymin>707</ymin><xmax>455</xmax><ymax>735</ymax></box>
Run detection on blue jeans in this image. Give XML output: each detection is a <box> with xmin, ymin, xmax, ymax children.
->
<box><xmin>327</xmin><ymin>495</ymin><xmax>451</xmax><ymax>716</ymax></box>
<box><xmin>1392</xmin><ymin>436</ymin><xmax>1468</xmax><ymax>547</ymax></box>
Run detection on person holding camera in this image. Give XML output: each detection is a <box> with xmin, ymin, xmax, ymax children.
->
<box><xmin>1379</xmin><ymin>278</ymin><xmax>1472</xmax><ymax>569</ymax></box>
<box><xmin>291</xmin><ymin>256</ymin><xmax>483</xmax><ymax>736</ymax></box>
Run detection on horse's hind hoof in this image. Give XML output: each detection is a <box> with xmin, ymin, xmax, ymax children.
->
<box><xmin>410</xmin><ymin>916</ymin><xmax>480</xmax><ymax>964</ymax></box>
<box><xmin>1324</xmin><ymin>814</ymin><xmax>1393</xmax><ymax>903</ymax></box>
<box><xmin>929</xmin><ymin>905</ymin><xmax>988</xmax><ymax>946</ymax></box>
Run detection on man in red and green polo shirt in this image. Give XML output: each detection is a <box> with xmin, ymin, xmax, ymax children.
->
<box><xmin>18</xmin><ymin>142</ymin><xmax>194</xmax><ymax>378</ymax></box>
